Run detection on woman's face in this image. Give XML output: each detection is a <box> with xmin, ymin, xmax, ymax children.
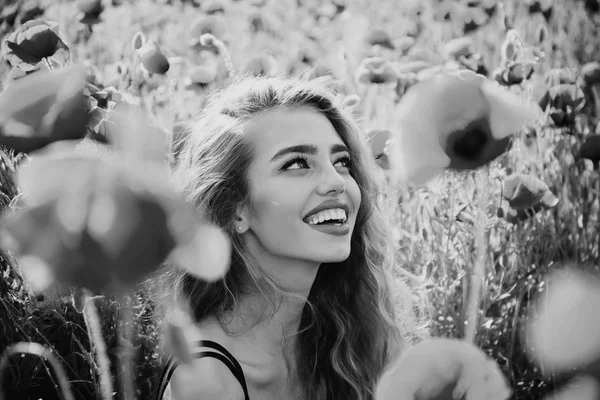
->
<box><xmin>241</xmin><ymin>106</ymin><xmax>362</xmax><ymax>266</ymax></box>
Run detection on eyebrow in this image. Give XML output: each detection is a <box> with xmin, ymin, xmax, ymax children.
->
<box><xmin>269</xmin><ymin>144</ymin><xmax>349</xmax><ymax>162</ymax></box>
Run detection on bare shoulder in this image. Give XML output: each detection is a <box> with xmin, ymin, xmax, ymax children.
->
<box><xmin>168</xmin><ymin>356</ymin><xmax>245</xmax><ymax>400</ymax></box>
<box><xmin>168</xmin><ymin>317</ymin><xmax>245</xmax><ymax>400</ymax></box>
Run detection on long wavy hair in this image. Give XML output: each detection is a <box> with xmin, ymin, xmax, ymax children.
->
<box><xmin>157</xmin><ymin>76</ymin><xmax>420</xmax><ymax>399</ymax></box>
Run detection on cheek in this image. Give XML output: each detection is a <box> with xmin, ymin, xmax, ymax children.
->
<box><xmin>250</xmin><ymin>185</ymin><xmax>302</xmax><ymax>228</ymax></box>
<box><xmin>347</xmin><ymin>177</ymin><xmax>362</xmax><ymax>213</ymax></box>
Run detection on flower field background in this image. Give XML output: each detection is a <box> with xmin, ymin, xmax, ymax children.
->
<box><xmin>0</xmin><ymin>0</ymin><xmax>600</xmax><ymax>399</ymax></box>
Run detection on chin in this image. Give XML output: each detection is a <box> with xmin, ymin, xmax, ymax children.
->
<box><xmin>320</xmin><ymin>247</ymin><xmax>351</xmax><ymax>263</ymax></box>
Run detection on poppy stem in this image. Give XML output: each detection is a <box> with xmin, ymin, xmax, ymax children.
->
<box><xmin>464</xmin><ymin>170</ymin><xmax>490</xmax><ymax>344</ymax></box>
<box><xmin>0</xmin><ymin>342</ymin><xmax>75</xmax><ymax>400</ymax></box>
<box><xmin>44</xmin><ymin>57</ymin><xmax>53</xmax><ymax>71</ymax></box>
<box><xmin>118</xmin><ymin>291</ymin><xmax>136</xmax><ymax>400</ymax></box>
<box><xmin>83</xmin><ymin>293</ymin><xmax>115</xmax><ymax>400</ymax></box>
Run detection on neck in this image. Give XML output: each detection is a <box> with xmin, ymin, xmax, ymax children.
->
<box><xmin>227</xmin><ymin>257</ymin><xmax>320</xmax><ymax>356</ymax></box>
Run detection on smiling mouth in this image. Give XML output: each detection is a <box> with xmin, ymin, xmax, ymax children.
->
<box><xmin>304</xmin><ymin>219</ymin><xmax>350</xmax><ymax>236</ymax></box>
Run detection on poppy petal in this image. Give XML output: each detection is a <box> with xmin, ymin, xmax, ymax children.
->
<box><xmin>479</xmin><ymin>80</ymin><xmax>544</xmax><ymax>140</ymax></box>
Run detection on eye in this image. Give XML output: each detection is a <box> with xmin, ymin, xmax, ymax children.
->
<box><xmin>334</xmin><ymin>156</ymin><xmax>351</xmax><ymax>169</ymax></box>
<box><xmin>281</xmin><ymin>155</ymin><xmax>310</xmax><ymax>170</ymax></box>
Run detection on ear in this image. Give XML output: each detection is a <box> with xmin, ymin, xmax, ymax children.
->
<box><xmin>235</xmin><ymin>202</ymin><xmax>251</xmax><ymax>224</ymax></box>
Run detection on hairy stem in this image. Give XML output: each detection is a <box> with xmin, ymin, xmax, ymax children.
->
<box><xmin>83</xmin><ymin>294</ymin><xmax>114</xmax><ymax>400</ymax></box>
<box><xmin>0</xmin><ymin>342</ymin><xmax>75</xmax><ymax>400</ymax></box>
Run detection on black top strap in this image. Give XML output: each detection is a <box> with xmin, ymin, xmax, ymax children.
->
<box><xmin>155</xmin><ymin>340</ymin><xmax>250</xmax><ymax>400</ymax></box>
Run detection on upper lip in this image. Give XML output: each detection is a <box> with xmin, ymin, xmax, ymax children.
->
<box><xmin>302</xmin><ymin>199</ymin><xmax>350</xmax><ymax>223</ymax></box>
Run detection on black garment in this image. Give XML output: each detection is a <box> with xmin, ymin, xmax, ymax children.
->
<box><xmin>156</xmin><ymin>340</ymin><xmax>251</xmax><ymax>400</ymax></box>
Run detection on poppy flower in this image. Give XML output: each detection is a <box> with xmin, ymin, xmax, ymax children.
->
<box><xmin>544</xmin><ymin>67</ymin><xmax>576</xmax><ymax>85</ymax></box>
<box><xmin>76</xmin><ymin>0</ymin><xmax>104</xmax><ymax>25</ymax></box>
<box><xmin>458</xmin><ymin>6</ymin><xmax>489</xmax><ymax>33</ymax></box>
<box><xmin>538</xmin><ymin>84</ymin><xmax>585</xmax><ymax>127</ymax></box>
<box><xmin>0</xmin><ymin>66</ymin><xmax>89</xmax><ymax>154</ymax></box>
<box><xmin>355</xmin><ymin>57</ymin><xmax>398</xmax><ymax>85</ymax></box>
<box><xmin>185</xmin><ymin>64</ymin><xmax>218</xmax><ymax>89</ymax></box>
<box><xmin>365</xmin><ymin>27</ymin><xmax>395</xmax><ymax>50</ymax></box>
<box><xmin>443</xmin><ymin>37</ymin><xmax>475</xmax><ymax>60</ymax></box>
<box><xmin>188</xmin><ymin>15</ymin><xmax>228</xmax><ymax>53</ymax></box>
<box><xmin>1</xmin><ymin>20</ymin><xmax>70</xmax><ymax>72</ymax></box>
<box><xmin>394</xmin><ymin>36</ymin><xmax>416</xmax><ymax>54</ymax></box>
<box><xmin>526</xmin><ymin>0</ymin><xmax>553</xmax><ymax>21</ymax></box>
<box><xmin>201</xmin><ymin>0</ymin><xmax>225</xmax><ymax>14</ymax></box>
<box><xmin>525</xmin><ymin>268</ymin><xmax>600</xmax><ymax>376</ymax></box>
<box><xmin>493</xmin><ymin>62</ymin><xmax>536</xmax><ymax>86</ymax></box>
<box><xmin>387</xmin><ymin>70</ymin><xmax>543</xmax><ymax>185</ymax></box>
<box><xmin>502</xmin><ymin>173</ymin><xmax>558</xmax><ymax>209</ymax></box>
<box><xmin>245</xmin><ymin>53</ymin><xmax>278</xmax><ymax>77</ymax></box>
<box><xmin>376</xmin><ymin>338</ymin><xmax>511</xmax><ymax>400</ymax></box>
<box><xmin>578</xmin><ymin>135</ymin><xmax>600</xmax><ymax>165</ymax></box>
<box><xmin>457</xmin><ymin>53</ymin><xmax>488</xmax><ymax>76</ymax></box>
<box><xmin>0</xmin><ymin>3</ymin><xmax>20</xmax><ymax>27</ymax></box>
<box><xmin>1</xmin><ymin>148</ymin><xmax>231</xmax><ymax>293</ymax></box>
<box><xmin>581</xmin><ymin>62</ymin><xmax>600</xmax><ymax>118</ymax></box>
<box><xmin>586</xmin><ymin>0</ymin><xmax>600</xmax><ymax>13</ymax></box>
<box><xmin>365</xmin><ymin>129</ymin><xmax>392</xmax><ymax>169</ymax></box>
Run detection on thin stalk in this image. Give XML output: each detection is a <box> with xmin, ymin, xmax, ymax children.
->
<box><xmin>44</xmin><ymin>57</ymin><xmax>53</xmax><ymax>71</ymax></box>
<box><xmin>0</xmin><ymin>342</ymin><xmax>75</xmax><ymax>400</ymax></box>
<box><xmin>118</xmin><ymin>292</ymin><xmax>136</xmax><ymax>400</ymax></box>
<box><xmin>464</xmin><ymin>170</ymin><xmax>490</xmax><ymax>344</ymax></box>
<box><xmin>83</xmin><ymin>294</ymin><xmax>114</xmax><ymax>400</ymax></box>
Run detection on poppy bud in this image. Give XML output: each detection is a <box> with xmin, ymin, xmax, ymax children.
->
<box><xmin>138</xmin><ymin>43</ymin><xmax>170</xmax><ymax>75</ymax></box>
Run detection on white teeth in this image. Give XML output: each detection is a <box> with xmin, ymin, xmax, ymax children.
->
<box><xmin>306</xmin><ymin>208</ymin><xmax>348</xmax><ymax>225</ymax></box>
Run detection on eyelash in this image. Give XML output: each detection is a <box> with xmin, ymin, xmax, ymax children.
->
<box><xmin>281</xmin><ymin>155</ymin><xmax>351</xmax><ymax>171</ymax></box>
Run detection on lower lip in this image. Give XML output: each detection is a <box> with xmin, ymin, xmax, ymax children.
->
<box><xmin>305</xmin><ymin>221</ymin><xmax>350</xmax><ymax>236</ymax></box>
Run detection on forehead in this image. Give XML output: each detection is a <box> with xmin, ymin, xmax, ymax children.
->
<box><xmin>244</xmin><ymin>106</ymin><xmax>345</xmax><ymax>159</ymax></box>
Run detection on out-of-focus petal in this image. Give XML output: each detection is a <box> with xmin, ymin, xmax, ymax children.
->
<box><xmin>543</xmin><ymin>376</ymin><xmax>600</xmax><ymax>400</ymax></box>
<box><xmin>526</xmin><ymin>268</ymin><xmax>600</xmax><ymax>373</ymax></box>
<box><xmin>480</xmin><ymin>80</ymin><xmax>544</xmax><ymax>139</ymax></box>
<box><xmin>169</xmin><ymin>221</ymin><xmax>231</xmax><ymax>282</ymax></box>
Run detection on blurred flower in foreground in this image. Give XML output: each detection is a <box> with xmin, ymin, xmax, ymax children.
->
<box><xmin>501</xmin><ymin>174</ymin><xmax>558</xmax><ymax>223</ymax></box>
<box><xmin>1</xmin><ymin>19</ymin><xmax>70</xmax><ymax>72</ymax></box>
<box><xmin>525</xmin><ymin>267</ymin><xmax>600</xmax><ymax>386</ymax></box>
<box><xmin>0</xmin><ymin>146</ymin><xmax>230</xmax><ymax>293</ymax></box>
<box><xmin>387</xmin><ymin>70</ymin><xmax>543</xmax><ymax>185</ymax></box>
<box><xmin>0</xmin><ymin>66</ymin><xmax>89</xmax><ymax>153</ymax></box>
<box><xmin>0</xmin><ymin>105</ymin><xmax>231</xmax><ymax>293</ymax></box>
<box><xmin>376</xmin><ymin>338</ymin><xmax>511</xmax><ymax>400</ymax></box>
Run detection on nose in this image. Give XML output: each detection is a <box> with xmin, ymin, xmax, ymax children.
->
<box><xmin>316</xmin><ymin>164</ymin><xmax>347</xmax><ymax>196</ymax></box>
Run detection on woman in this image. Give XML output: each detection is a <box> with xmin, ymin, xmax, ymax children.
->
<box><xmin>153</xmin><ymin>76</ymin><xmax>504</xmax><ymax>400</ymax></box>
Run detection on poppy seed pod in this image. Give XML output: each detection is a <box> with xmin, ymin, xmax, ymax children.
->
<box><xmin>387</xmin><ymin>70</ymin><xmax>543</xmax><ymax>185</ymax></box>
<box><xmin>137</xmin><ymin>43</ymin><xmax>170</xmax><ymax>75</ymax></box>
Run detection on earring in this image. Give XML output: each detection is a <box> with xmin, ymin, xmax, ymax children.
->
<box><xmin>237</xmin><ymin>226</ymin><xmax>244</xmax><ymax>232</ymax></box>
